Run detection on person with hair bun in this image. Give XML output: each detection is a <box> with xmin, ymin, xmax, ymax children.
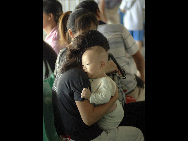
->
<box><xmin>43</xmin><ymin>0</ymin><xmax>67</xmax><ymax>54</ymax></box>
<box><xmin>52</xmin><ymin>8</ymin><xmax>144</xmax><ymax>140</ymax></box>
<box><xmin>54</xmin><ymin>8</ymin><xmax>101</xmax><ymax>76</ymax></box>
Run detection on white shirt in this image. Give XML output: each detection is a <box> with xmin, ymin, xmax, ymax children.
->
<box><xmin>89</xmin><ymin>77</ymin><xmax>124</xmax><ymax>131</ymax></box>
<box><xmin>120</xmin><ymin>0</ymin><xmax>145</xmax><ymax>30</ymax></box>
<box><xmin>97</xmin><ymin>24</ymin><xmax>138</xmax><ymax>94</ymax></box>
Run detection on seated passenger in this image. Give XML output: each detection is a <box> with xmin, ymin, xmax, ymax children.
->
<box><xmin>52</xmin><ymin>29</ymin><xmax>144</xmax><ymax>141</ymax></box>
<box><xmin>75</xmin><ymin>0</ymin><xmax>145</xmax><ymax>102</ymax></box>
<box><xmin>53</xmin><ymin>8</ymin><xmax>145</xmax><ymax>138</ymax></box>
<box><xmin>43</xmin><ymin>0</ymin><xmax>67</xmax><ymax>54</ymax></box>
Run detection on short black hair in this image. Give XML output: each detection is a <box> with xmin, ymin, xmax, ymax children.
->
<box><xmin>43</xmin><ymin>41</ymin><xmax>57</xmax><ymax>79</ymax></box>
<box><xmin>76</xmin><ymin>30</ymin><xmax>109</xmax><ymax>52</ymax></box>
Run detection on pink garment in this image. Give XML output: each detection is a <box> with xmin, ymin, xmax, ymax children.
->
<box><xmin>45</xmin><ymin>25</ymin><xmax>67</xmax><ymax>54</ymax></box>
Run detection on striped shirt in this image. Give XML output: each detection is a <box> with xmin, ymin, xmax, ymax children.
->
<box><xmin>97</xmin><ymin>23</ymin><xmax>139</xmax><ymax>94</ymax></box>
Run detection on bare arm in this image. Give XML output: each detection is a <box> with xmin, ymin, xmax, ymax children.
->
<box><xmin>75</xmin><ymin>85</ymin><xmax>118</xmax><ymax>126</ymax></box>
<box><xmin>132</xmin><ymin>50</ymin><xmax>145</xmax><ymax>82</ymax></box>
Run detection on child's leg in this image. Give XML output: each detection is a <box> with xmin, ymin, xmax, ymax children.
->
<box><xmin>92</xmin><ymin>126</ymin><xmax>144</xmax><ymax>141</ymax></box>
<box><xmin>120</xmin><ymin>101</ymin><xmax>145</xmax><ymax>137</ymax></box>
<box><xmin>116</xmin><ymin>126</ymin><xmax>144</xmax><ymax>141</ymax></box>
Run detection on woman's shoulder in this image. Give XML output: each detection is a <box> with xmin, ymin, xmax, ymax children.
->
<box><xmin>63</xmin><ymin>68</ymin><xmax>88</xmax><ymax>80</ymax></box>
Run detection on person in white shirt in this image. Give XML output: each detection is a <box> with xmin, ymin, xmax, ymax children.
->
<box><xmin>120</xmin><ymin>0</ymin><xmax>145</xmax><ymax>50</ymax></box>
<box><xmin>81</xmin><ymin>46</ymin><xmax>124</xmax><ymax>131</ymax></box>
<box><xmin>75</xmin><ymin>0</ymin><xmax>145</xmax><ymax>102</ymax></box>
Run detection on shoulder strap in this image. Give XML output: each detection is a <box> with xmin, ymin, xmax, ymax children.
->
<box><xmin>108</xmin><ymin>53</ymin><xmax>126</xmax><ymax>79</ymax></box>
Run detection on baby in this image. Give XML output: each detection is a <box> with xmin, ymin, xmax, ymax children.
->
<box><xmin>81</xmin><ymin>46</ymin><xmax>124</xmax><ymax>131</ymax></box>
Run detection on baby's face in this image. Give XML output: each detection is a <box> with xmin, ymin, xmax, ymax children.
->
<box><xmin>82</xmin><ymin>50</ymin><xmax>101</xmax><ymax>79</ymax></box>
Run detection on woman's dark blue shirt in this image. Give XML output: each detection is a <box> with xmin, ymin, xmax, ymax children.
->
<box><xmin>52</xmin><ymin>68</ymin><xmax>103</xmax><ymax>141</ymax></box>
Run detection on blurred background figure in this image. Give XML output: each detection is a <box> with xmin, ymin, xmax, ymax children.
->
<box><xmin>120</xmin><ymin>0</ymin><xmax>145</xmax><ymax>51</ymax></box>
<box><xmin>95</xmin><ymin>0</ymin><xmax>122</xmax><ymax>24</ymax></box>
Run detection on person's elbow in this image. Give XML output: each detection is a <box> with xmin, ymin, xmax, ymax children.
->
<box><xmin>82</xmin><ymin>116</ymin><xmax>95</xmax><ymax>126</ymax></box>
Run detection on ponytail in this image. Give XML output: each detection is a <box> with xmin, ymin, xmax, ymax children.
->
<box><xmin>58</xmin><ymin>11</ymin><xmax>72</xmax><ymax>46</ymax></box>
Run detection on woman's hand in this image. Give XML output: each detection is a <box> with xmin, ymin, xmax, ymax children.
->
<box><xmin>75</xmin><ymin>85</ymin><xmax>118</xmax><ymax>126</ymax></box>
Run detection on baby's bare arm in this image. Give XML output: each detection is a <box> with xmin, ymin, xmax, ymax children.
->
<box><xmin>81</xmin><ymin>87</ymin><xmax>91</xmax><ymax>99</ymax></box>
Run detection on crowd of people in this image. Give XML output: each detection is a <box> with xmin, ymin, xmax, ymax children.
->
<box><xmin>43</xmin><ymin>0</ymin><xmax>145</xmax><ymax>141</ymax></box>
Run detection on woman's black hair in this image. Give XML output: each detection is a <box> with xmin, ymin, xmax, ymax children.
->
<box><xmin>75</xmin><ymin>12</ymin><xmax>98</xmax><ymax>33</ymax></box>
<box><xmin>43</xmin><ymin>40</ymin><xmax>57</xmax><ymax>79</ymax></box>
<box><xmin>58</xmin><ymin>8</ymin><xmax>98</xmax><ymax>45</ymax></box>
<box><xmin>67</xmin><ymin>8</ymin><xmax>98</xmax><ymax>34</ymax></box>
<box><xmin>43</xmin><ymin>0</ymin><xmax>63</xmax><ymax>24</ymax></box>
<box><xmin>75</xmin><ymin>0</ymin><xmax>99</xmax><ymax>15</ymax></box>
<box><xmin>62</xmin><ymin>30</ymin><xmax>109</xmax><ymax>72</ymax></box>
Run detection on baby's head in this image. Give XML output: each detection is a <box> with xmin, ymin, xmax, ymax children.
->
<box><xmin>82</xmin><ymin>46</ymin><xmax>108</xmax><ymax>79</ymax></box>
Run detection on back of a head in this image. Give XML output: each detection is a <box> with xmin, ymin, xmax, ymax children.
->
<box><xmin>43</xmin><ymin>40</ymin><xmax>57</xmax><ymax>78</ymax></box>
<box><xmin>77</xmin><ymin>30</ymin><xmax>110</xmax><ymax>52</ymax></box>
<box><xmin>75</xmin><ymin>0</ymin><xmax>99</xmax><ymax>15</ymax></box>
<box><xmin>43</xmin><ymin>41</ymin><xmax>57</xmax><ymax>72</ymax></box>
<box><xmin>58</xmin><ymin>8</ymin><xmax>98</xmax><ymax>45</ymax></box>
<box><xmin>75</xmin><ymin>12</ymin><xmax>98</xmax><ymax>33</ymax></box>
<box><xmin>67</xmin><ymin>8</ymin><xmax>97</xmax><ymax>34</ymax></box>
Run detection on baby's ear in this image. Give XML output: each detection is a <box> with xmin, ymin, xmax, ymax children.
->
<box><xmin>100</xmin><ymin>61</ymin><xmax>106</xmax><ymax>68</ymax></box>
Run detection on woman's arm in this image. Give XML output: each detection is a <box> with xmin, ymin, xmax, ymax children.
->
<box><xmin>75</xmin><ymin>85</ymin><xmax>118</xmax><ymax>126</ymax></box>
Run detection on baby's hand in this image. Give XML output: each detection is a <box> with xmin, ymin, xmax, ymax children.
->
<box><xmin>81</xmin><ymin>87</ymin><xmax>91</xmax><ymax>99</ymax></box>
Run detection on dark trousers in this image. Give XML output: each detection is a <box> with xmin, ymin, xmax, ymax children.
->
<box><xmin>120</xmin><ymin>101</ymin><xmax>145</xmax><ymax>137</ymax></box>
